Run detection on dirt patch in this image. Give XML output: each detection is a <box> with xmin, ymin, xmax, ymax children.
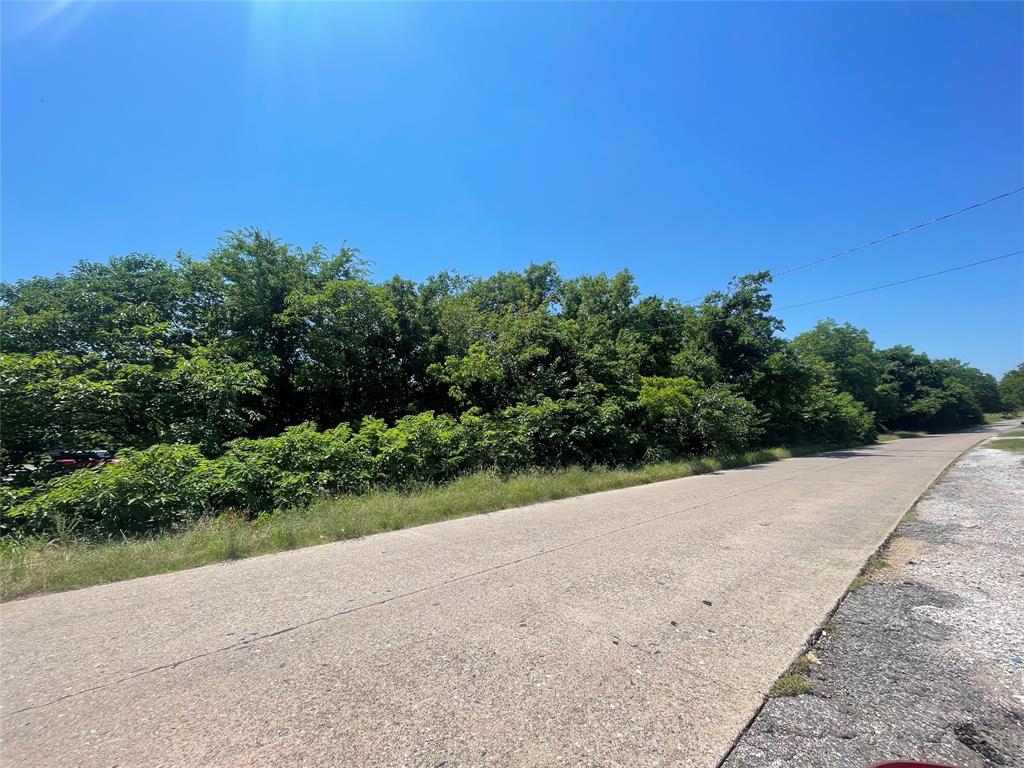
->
<box><xmin>874</xmin><ymin>535</ymin><xmax>924</xmax><ymax>575</ymax></box>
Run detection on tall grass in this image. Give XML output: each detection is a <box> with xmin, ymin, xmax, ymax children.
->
<box><xmin>1</xmin><ymin>445</ymin><xmax>837</xmax><ymax>601</ymax></box>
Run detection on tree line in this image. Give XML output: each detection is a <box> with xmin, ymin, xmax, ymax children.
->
<box><xmin>1</xmin><ymin>229</ymin><xmax>1017</xmax><ymax>538</ymax></box>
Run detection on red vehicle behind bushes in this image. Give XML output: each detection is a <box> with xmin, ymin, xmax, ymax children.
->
<box><xmin>48</xmin><ymin>450</ymin><xmax>117</xmax><ymax>473</ymax></box>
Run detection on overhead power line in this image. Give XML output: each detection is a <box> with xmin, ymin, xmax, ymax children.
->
<box><xmin>683</xmin><ymin>184</ymin><xmax>1024</xmax><ymax>304</ymax></box>
<box><xmin>774</xmin><ymin>249</ymin><xmax>1024</xmax><ymax>311</ymax></box>
<box><xmin>770</xmin><ymin>185</ymin><xmax>1024</xmax><ymax>279</ymax></box>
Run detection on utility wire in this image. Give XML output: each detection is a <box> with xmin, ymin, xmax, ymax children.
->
<box><xmin>774</xmin><ymin>249</ymin><xmax>1023</xmax><ymax>311</ymax></box>
<box><xmin>683</xmin><ymin>184</ymin><xmax>1024</xmax><ymax>304</ymax></box>
<box><xmin>770</xmin><ymin>185</ymin><xmax>1024</xmax><ymax>279</ymax></box>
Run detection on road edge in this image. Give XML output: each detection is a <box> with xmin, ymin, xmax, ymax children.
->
<box><xmin>712</xmin><ymin>423</ymin><xmax>1009</xmax><ymax>768</ymax></box>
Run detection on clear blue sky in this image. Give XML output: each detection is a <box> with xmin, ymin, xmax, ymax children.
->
<box><xmin>3</xmin><ymin>2</ymin><xmax>1022</xmax><ymax>375</ymax></box>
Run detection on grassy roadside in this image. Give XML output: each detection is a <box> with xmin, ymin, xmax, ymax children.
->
<box><xmin>876</xmin><ymin>430</ymin><xmax>926</xmax><ymax>442</ymax></box>
<box><xmin>985</xmin><ymin>427</ymin><xmax>1024</xmax><ymax>454</ymax></box>
<box><xmin>0</xmin><ymin>444</ymin><xmax>849</xmax><ymax>602</ymax></box>
<box><xmin>877</xmin><ymin>414</ymin><xmax>1019</xmax><ymax>443</ymax></box>
<box><xmin>985</xmin><ymin>411</ymin><xmax>1021</xmax><ymax>424</ymax></box>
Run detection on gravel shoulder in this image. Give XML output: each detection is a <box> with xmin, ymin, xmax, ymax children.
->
<box><xmin>723</xmin><ymin>441</ymin><xmax>1024</xmax><ymax>768</ymax></box>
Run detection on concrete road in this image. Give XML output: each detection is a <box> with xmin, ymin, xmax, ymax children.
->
<box><xmin>0</xmin><ymin>426</ymin><xmax>1008</xmax><ymax>767</ymax></box>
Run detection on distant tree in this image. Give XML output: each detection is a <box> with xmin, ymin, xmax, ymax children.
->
<box><xmin>879</xmin><ymin>346</ymin><xmax>983</xmax><ymax>431</ymax></box>
<box><xmin>0</xmin><ymin>347</ymin><xmax>265</xmax><ymax>465</ymax></box>
<box><xmin>1000</xmin><ymin>363</ymin><xmax>1024</xmax><ymax>411</ymax></box>
<box><xmin>181</xmin><ymin>229</ymin><xmax>365</xmax><ymax>430</ymax></box>
<box><xmin>285</xmin><ymin>279</ymin><xmax>404</xmax><ymax>425</ymax></box>
<box><xmin>0</xmin><ymin>253</ymin><xmax>188</xmax><ymax>359</ymax></box>
<box><xmin>933</xmin><ymin>359</ymin><xmax>1001</xmax><ymax>413</ymax></box>
<box><xmin>674</xmin><ymin>272</ymin><xmax>782</xmax><ymax>387</ymax></box>
<box><xmin>792</xmin><ymin>319</ymin><xmax>887</xmax><ymax>415</ymax></box>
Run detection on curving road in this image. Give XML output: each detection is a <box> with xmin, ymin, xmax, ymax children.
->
<box><xmin>0</xmin><ymin>426</ymin><xmax>1009</xmax><ymax>767</ymax></box>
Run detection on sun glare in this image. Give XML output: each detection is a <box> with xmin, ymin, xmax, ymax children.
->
<box><xmin>6</xmin><ymin>0</ymin><xmax>97</xmax><ymax>43</ymax></box>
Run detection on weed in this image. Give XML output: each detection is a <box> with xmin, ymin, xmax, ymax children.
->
<box><xmin>789</xmin><ymin>654</ymin><xmax>813</xmax><ymax>677</ymax></box>
<box><xmin>849</xmin><ymin>549</ymin><xmax>890</xmax><ymax>592</ymax></box>
<box><xmin>847</xmin><ymin>575</ymin><xmax>868</xmax><ymax>592</ymax></box>
<box><xmin>769</xmin><ymin>675</ymin><xmax>812</xmax><ymax>697</ymax></box>
<box><xmin>768</xmin><ymin>651</ymin><xmax>819</xmax><ymax>697</ymax></box>
<box><xmin>863</xmin><ymin>550</ymin><xmax>888</xmax><ymax>574</ymax></box>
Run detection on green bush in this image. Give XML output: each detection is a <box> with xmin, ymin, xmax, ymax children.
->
<box><xmin>3</xmin><ymin>243</ymin><xmax>997</xmax><ymax>545</ymax></box>
<box><xmin>1000</xmin><ymin>364</ymin><xmax>1024</xmax><ymax>411</ymax></box>
<box><xmin>372</xmin><ymin>412</ymin><xmax>469</xmax><ymax>485</ymax></box>
<box><xmin>691</xmin><ymin>384</ymin><xmax>761</xmax><ymax>452</ymax></box>
<box><xmin>639</xmin><ymin>376</ymin><xmax>758</xmax><ymax>456</ymax></box>
<box><xmin>0</xmin><ymin>396</ymin><xmax>701</xmax><ymax>537</ymax></box>
<box><xmin>0</xmin><ymin>348</ymin><xmax>265</xmax><ymax>471</ymax></box>
<box><xmin>497</xmin><ymin>397</ymin><xmax>638</xmax><ymax>468</ymax></box>
<box><xmin>4</xmin><ymin>445</ymin><xmax>213</xmax><ymax>537</ymax></box>
<box><xmin>800</xmin><ymin>387</ymin><xmax>877</xmax><ymax>444</ymax></box>
<box><xmin>1</xmin><ymin>386</ymin><xmax>869</xmax><ymax>540</ymax></box>
<box><xmin>212</xmin><ymin>424</ymin><xmax>340</xmax><ymax>513</ymax></box>
<box><xmin>747</xmin><ymin>351</ymin><xmax>876</xmax><ymax>445</ymax></box>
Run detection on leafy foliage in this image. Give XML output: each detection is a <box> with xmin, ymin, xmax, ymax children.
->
<box><xmin>998</xmin><ymin>363</ymin><xmax>1024</xmax><ymax>411</ymax></box>
<box><xmin>4</xmin><ymin>445</ymin><xmax>213</xmax><ymax>537</ymax></box>
<box><xmin>1</xmin><ymin>229</ymin><xmax>1004</xmax><ymax>539</ymax></box>
<box><xmin>793</xmin><ymin>326</ymin><xmax>1001</xmax><ymax>432</ymax></box>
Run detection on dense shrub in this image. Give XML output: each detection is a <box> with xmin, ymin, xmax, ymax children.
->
<box><xmin>1</xmin><ymin>387</ymin><xmax>860</xmax><ymax>538</ymax></box>
<box><xmin>742</xmin><ymin>349</ymin><xmax>871</xmax><ymax>445</ymax></box>
<box><xmin>900</xmin><ymin>381</ymin><xmax>982</xmax><ymax>432</ymax></box>
<box><xmin>0</xmin><ymin>348</ymin><xmax>264</xmax><ymax>464</ymax></box>
<box><xmin>495</xmin><ymin>397</ymin><xmax>640</xmax><ymax>468</ymax></box>
<box><xmin>689</xmin><ymin>385</ymin><xmax>761</xmax><ymax>452</ymax></box>
<box><xmin>1</xmin><ymin>232</ymin><xmax>1002</xmax><ymax>539</ymax></box>
<box><xmin>3</xmin><ymin>445</ymin><xmax>213</xmax><ymax>537</ymax></box>
<box><xmin>212</xmin><ymin>424</ymin><xmax>349</xmax><ymax>513</ymax></box>
<box><xmin>639</xmin><ymin>377</ymin><xmax>758</xmax><ymax>456</ymax></box>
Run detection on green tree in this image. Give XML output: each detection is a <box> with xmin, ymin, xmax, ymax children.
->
<box><xmin>744</xmin><ymin>347</ymin><xmax>875</xmax><ymax>444</ymax></box>
<box><xmin>0</xmin><ymin>347</ymin><xmax>265</xmax><ymax>466</ymax></box>
<box><xmin>431</xmin><ymin>311</ymin><xmax>592</xmax><ymax>410</ymax></box>
<box><xmin>675</xmin><ymin>272</ymin><xmax>782</xmax><ymax>387</ymax></box>
<box><xmin>878</xmin><ymin>347</ymin><xmax>983</xmax><ymax>431</ymax></box>
<box><xmin>285</xmin><ymin>279</ymin><xmax>404</xmax><ymax>424</ymax></box>
<box><xmin>181</xmin><ymin>229</ymin><xmax>364</xmax><ymax>430</ymax></box>
<box><xmin>999</xmin><ymin>363</ymin><xmax>1024</xmax><ymax>411</ymax></box>
<box><xmin>2</xmin><ymin>234</ymin><xmax>1004</xmax><ymax>541</ymax></box>
<box><xmin>638</xmin><ymin>376</ymin><xmax>758</xmax><ymax>454</ymax></box>
<box><xmin>0</xmin><ymin>254</ymin><xmax>187</xmax><ymax>358</ymax></box>
<box><xmin>792</xmin><ymin>320</ymin><xmax>887</xmax><ymax>416</ymax></box>
<box><xmin>933</xmin><ymin>359</ymin><xmax>1001</xmax><ymax>413</ymax></box>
